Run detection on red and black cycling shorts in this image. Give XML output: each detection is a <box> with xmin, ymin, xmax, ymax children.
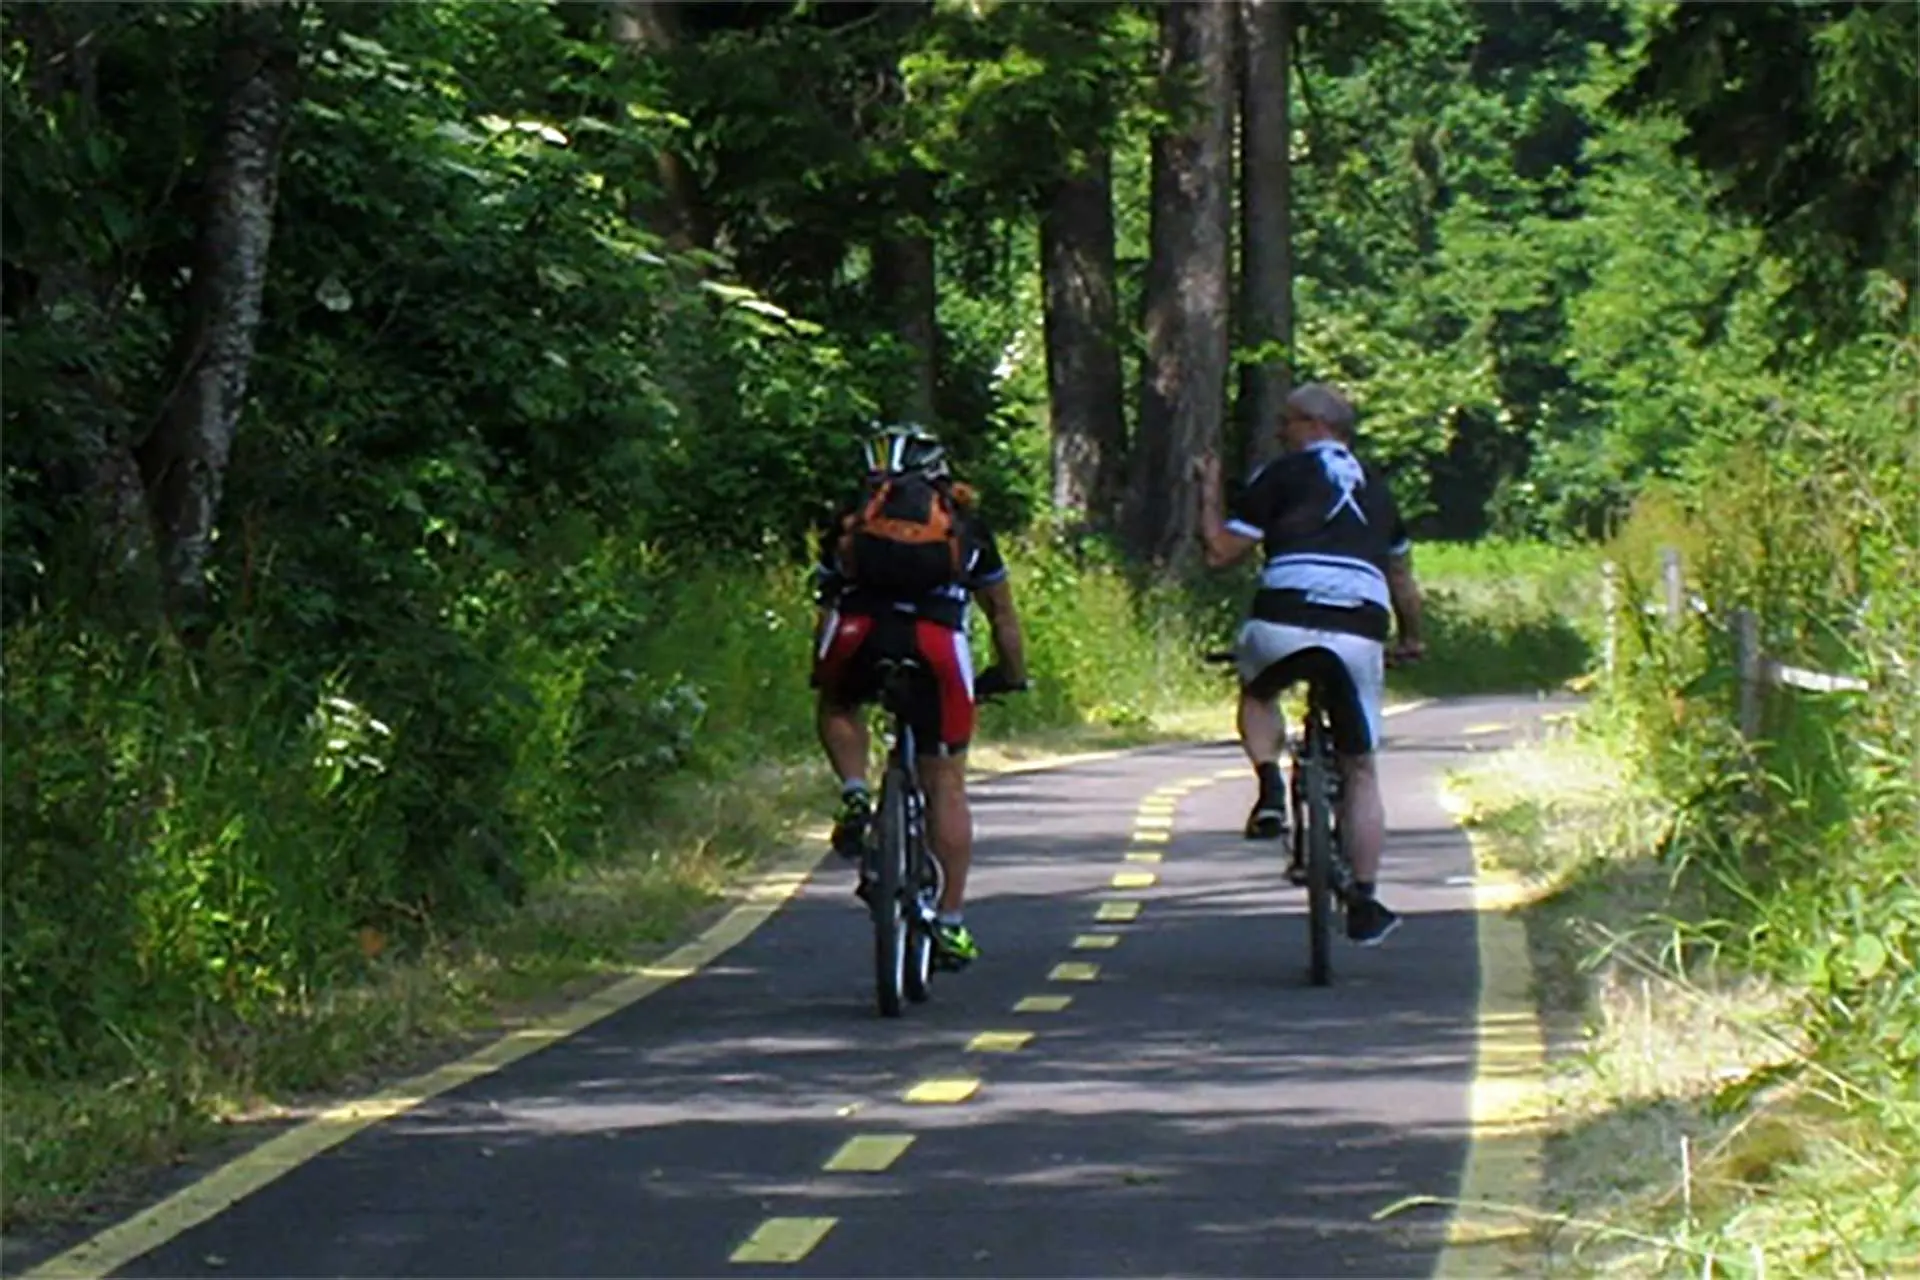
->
<box><xmin>812</xmin><ymin>609</ymin><xmax>976</xmax><ymax>755</ymax></box>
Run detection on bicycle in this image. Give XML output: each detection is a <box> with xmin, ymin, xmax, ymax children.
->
<box><xmin>861</xmin><ymin>656</ymin><xmax>1018</xmax><ymax>1018</ymax></box>
<box><xmin>1206</xmin><ymin>644</ymin><xmax>1411</xmax><ymax>987</ymax></box>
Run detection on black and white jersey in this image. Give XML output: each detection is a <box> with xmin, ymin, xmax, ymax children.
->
<box><xmin>1226</xmin><ymin>441</ymin><xmax>1410</xmax><ymax>641</ymax></box>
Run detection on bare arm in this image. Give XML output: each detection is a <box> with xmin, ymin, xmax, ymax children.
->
<box><xmin>973</xmin><ymin>578</ymin><xmax>1028</xmax><ymax>685</ymax></box>
<box><xmin>1386</xmin><ymin>551</ymin><xmax>1425</xmax><ymax>652</ymax></box>
<box><xmin>1195</xmin><ymin>453</ymin><xmax>1260</xmax><ymax>568</ymax></box>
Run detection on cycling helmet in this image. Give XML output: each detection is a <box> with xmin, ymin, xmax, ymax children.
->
<box><xmin>862</xmin><ymin>423</ymin><xmax>949</xmax><ymax>482</ymax></box>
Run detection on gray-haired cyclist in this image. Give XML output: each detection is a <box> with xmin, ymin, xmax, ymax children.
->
<box><xmin>1194</xmin><ymin>384</ymin><xmax>1426</xmax><ymax>946</ymax></box>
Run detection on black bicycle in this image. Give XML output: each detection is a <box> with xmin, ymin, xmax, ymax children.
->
<box><xmin>861</xmin><ymin>658</ymin><xmax>1019</xmax><ymax>1018</ymax></box>
<box><xmin>1206</xmin><ymin>647</ymin><xmax>1363</xmax><ymax>987</ymax></box>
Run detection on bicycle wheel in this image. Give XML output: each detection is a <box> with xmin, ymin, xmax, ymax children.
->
<box><xmin>903</xmin><ymin>789</ymin><xmax>938</xmax><ymax>1004</ymax></box>
<box><xmin>1302</xmin><ymin>723</ymin><xmax>1336</xmax><ymax>987</ymax></box>
<box><xmin>872</xmin><ymin>761</ymin><xmax>911</xmax><ymax>1017</ymax></box>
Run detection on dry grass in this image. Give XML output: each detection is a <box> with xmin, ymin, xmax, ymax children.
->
<box><xmin>1444</xmin><ymin>724</ymin><xmax>1920</xmax><ymax>1279</ymax></box>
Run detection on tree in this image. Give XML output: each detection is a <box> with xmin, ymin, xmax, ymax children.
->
<box><xmin>1130</xmin><ymin>0</ymin><xmax>1235</xmax><ymax>567</ymax></box>
<box><xmin>1235</xmin><ymin>0</ymin><xmax>1292</xmax><ymax>477</ymax></box>
<box><xmin>133</xmin><ymin>1</ymin><xmax>301</xmax><ymax>625</ymax></box>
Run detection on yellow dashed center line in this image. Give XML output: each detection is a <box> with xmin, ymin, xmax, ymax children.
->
<box><xmin>822</xmin><ymin>1134</ymin><xmax>913</xmax><ymax>1172</ymax></box>
<box><xmin>1130</xmin><ymin>829</ymin><xmax>1169</xmax><ymax>844</ymax></box>
<box><xmin>1096</xmin><ymin>900</ymin><xmax>1143</xmax><ymax>922</ymax></box>
<box><xmin>1213</xmin><ymin>767</ymin><xmax>1242</xmax><ymax>780</ymax></box>
<box><xmin>1133</xmin><ymin>812</ymin><xmax>1174</xmax><ymax>830</ymax></box>
<box><xmin>730</xmin><ymin>1217</ymin><xmax>836</xmax><ymax>1263</ymax></box>
<box><xmin>1050</xmin><ymin>962</ymin><xmax>1101</xmax><ymax>982</ymax></box>
<box><xmin>1462</xmin><ymin>722</ymin><xmax>1512</xmax><ymax>737</ymax></box>
<box><xmin>1124</xmin><ymin>850</ymin><xmax>1162</xmax><ymax>864</ymax></box>
<box><xmin>1015</xmin><ymin>994</ymin><xmax>1073</xmax><ymax>1012</ymax></box>
<box><xmin>904</xmin><ymin>1077</ymin><xmax>980</xmax><ymax>1104</ymax></box>
<box><xmin>1073</xmin><ymin>933</ymin><xmax>1120</xmax><ymax>950</ymax></box>
<box><xmin>966</xmin><ymin>1030</ymin><xmax>1034</xmax><ymax>1053</ymax></box>
<box><xmin>1177</xmin><ymin>774</ymin><xmax>1215</xmax><ymax>788</ymax></box>
<box><xmin>1112</xmin><ymin>870</ymin><xmax>1157</xmax><ymax>889</ymax></box>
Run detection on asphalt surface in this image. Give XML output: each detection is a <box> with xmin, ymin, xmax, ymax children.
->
<box><xmin>97</xmin><ymin>693</ymin><xmax>1572</xmax><ymax>1279</ymax></box>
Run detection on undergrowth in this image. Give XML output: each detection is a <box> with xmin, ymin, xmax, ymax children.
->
<box><xmin>1443</xmin><ymin>348</ymin><xmax>1920</xmax><ymax>1276</ymax></box>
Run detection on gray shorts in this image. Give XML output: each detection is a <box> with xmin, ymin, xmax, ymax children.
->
<box><xmin>1234</xmin><ymin>620</ymin><xmax>1386</xmax><ymax>755</ymax></box>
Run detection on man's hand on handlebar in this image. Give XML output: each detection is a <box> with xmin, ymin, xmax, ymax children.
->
<box><xmin>1387</xmin><ymin>638</ymin><xmax>1426</xmax><ymax>667</ymax></box>
<box><xmin>973</xmin><ymin>665</ymin><xmax>1029</xmax><ymax>703</ymax></box>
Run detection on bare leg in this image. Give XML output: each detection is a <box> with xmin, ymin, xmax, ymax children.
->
<box><xmin>817</xmin><ymin>695</ymin><xmax>868</xmax><ymax>788</ymax></box>
<box><xmin>1237</xmin><ymin>690</ymin><xmax>1285</xmax><ymax>766</ymax></box>
<box><xmin>1338</xmin><ymin>752</ymin><xmax>1385</xmax><ymax>882</ymax></box>
<box><xmin>918</xmin><ymin>753</ymin><xmax>971</xmax><ymax>914</ymax></box>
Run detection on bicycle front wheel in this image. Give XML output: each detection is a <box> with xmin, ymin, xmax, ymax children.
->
<box><xmin>872</xmin><ymin>764</ymin><xmax>911</xmax><ymax>1017</ymax></box>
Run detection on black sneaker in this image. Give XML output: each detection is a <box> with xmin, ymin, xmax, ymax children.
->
<box><xmin>1346</xmin><ymin>896</ymin><xmax>1402</xmax><ymax>947</ymax></box>
<box><xmin>1244</xmin><ymin>792</ymin><xmax>1287</xmax><ymax>841</ymax></box>
<box><xmin>831</xmin><ymin>791</ymin><xmax>871</xmax><ymax>860</ymax></box>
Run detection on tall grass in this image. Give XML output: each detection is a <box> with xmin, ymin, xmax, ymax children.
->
<box><xmin>1483</xmin><ymin>334</ymin><xmax>1920</xmax><ymax>1273</ymax></box>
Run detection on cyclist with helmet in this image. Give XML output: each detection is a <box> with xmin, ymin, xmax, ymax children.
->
<box><xmin>811</xmin><ymin>425</ymin><xmax>1030</xmax><ymax>967</ymax></box>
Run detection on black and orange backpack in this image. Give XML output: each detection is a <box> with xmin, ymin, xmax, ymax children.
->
<box><xmin>836</xmin><ymin>474</ymin><xmax>972</xmax><ymax>595</ymax></box>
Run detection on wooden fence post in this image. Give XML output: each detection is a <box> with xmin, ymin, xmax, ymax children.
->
<box><xmin>1734</xmin><ymin>607</ymin><xmax>1762</xmax><ymax>740</ymax></box>
<box><xmin>1601</xmin><ymin>560</ymin><xmax>1618</xmax><ymax>678</ymax></box>
<box><xmin>1661</xmin><ymin>546</ymin><xmax>1683</xmax><ymax>631</ymax></box>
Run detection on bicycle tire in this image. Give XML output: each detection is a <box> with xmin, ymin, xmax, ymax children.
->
<box><xmin>1302</xmin><ymin>723</ymin><xmax>1335</xmax><ymax>987</ymax></box>
<box><xmin>903</xmin><ymin>796</ymin><xmax>936</xmax><ymax>1004</ymax></box>
<box><xmin>873</xmin><ymin>761</ymin><xmax>910</xmax><ymax>1018</ymax></box>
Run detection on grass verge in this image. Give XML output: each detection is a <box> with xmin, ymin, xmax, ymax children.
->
<box><xmin>1445</xmin><ymin>719</ymin><xmax>1920</xmax><ymax>1278</ymax></box>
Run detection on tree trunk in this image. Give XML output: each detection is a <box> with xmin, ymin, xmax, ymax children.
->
<box><xmin>606</xmin><ymin>1</ymin><xmax>713</xmax><ymax>257</ymax></box>
<box><xmin>1130</xmin><ymin>0</ymin><xmax>1235</xmax><ymax>569</ymax></box>
<box><xmin>1041</xmin><ymin>146</ymin><xmax>1126</xmax><ymax>529</ymax></box>
<box><xmin>135</xmin><ymin>0</ymin><xmax>299</xmax><ymax>626</ymax></box>
<box><xmin>1237</xmin><ymin>0</ymin><xmax>1293</xmax><ymax>478</ymax></box>
<box><xmin>872</xmin><ymin>166</ymin><xmax>940</xmax><ymax>425</ymax></box>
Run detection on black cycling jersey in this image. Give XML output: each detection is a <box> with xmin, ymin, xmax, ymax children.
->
<box><xmin>813</xmin><ymin>491</ymin><xmax>1008</xmax><ymax>632</ymax></box>
<box><xmin>1226</xmin><ymin>440</ymin><xmax>1411</xmax><ymax>641</ymax></box>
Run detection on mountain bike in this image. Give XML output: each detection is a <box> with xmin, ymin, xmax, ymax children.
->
<box><xmin>1206</xmin><ymin>644</ymin><xmax>1411</xmax><ymax>987</ymax></box>
<box><xmin>862</xmin><ymin>656</ymin><xmax>1017</xmax><ymax>1018</ymax></box>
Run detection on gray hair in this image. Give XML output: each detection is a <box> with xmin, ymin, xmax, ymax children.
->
<box><xmin>1285</xmin><ymin>383</ymin><xmax>1356</xmax><ymax>441</ymax></box>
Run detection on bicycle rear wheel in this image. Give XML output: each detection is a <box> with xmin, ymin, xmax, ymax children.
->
<box><xmin>872</xmin><ymin>762</ymin><xmax>911</xmax><ymax>1017</ymax></box>
<box><xmin>1302</xmin><ymin>729</ymin><xmax>1335</xmax><ymax>987</ymax></box>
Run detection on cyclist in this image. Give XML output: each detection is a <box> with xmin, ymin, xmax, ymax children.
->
<box><xmin>1193</xmin><ymin>383</ymin><xmax>1426</xmax><ymax>946</ymax></box>
<box><xmin>811</xmin><ymin>424</ymin><xmax>1030</xmax><ymax>966</ymax></box>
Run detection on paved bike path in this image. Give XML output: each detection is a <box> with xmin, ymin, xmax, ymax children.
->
<box><xmin>80</xmin><ymin>695</ymin><xmax>1569</xmax><ymax>1278</ymax></box>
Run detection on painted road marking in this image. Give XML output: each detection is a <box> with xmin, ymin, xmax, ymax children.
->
<box><xmin>1130</xmin><ymin>828</ymin><xmax>1170</xmax><ymax>844</ymax></box>
<box><xmin>1049</xmin><ymin>962</ymin><xmax>1100</xmax><ymax>982</ymax></box>
<box><xmin>1073</xmin><ymin>934</ymin><xmax>1120</xmax><ymax>950</ymax></box>
<box><xmin>1015</xmin><ymin>994</ymin><xmax>1072</xmax><ymax>1013</ymax></box>
<box><xmin>822</xmin><ymin>1134</ymin><xmax>914</xmax><ymax>1172</ymax></box>
<box><xmin>1213</xmin><ymin>767</ymin><xmax>1243</xmax><ymax>780</ymax></box>
<box><xmin>1112</xmin><ymin>870</ymin><xmax>1157</xmax><ymax>889</ymax></box>
<box><xmin>1462</xmin><ymin>722</ymin><xmax>1512</xmax><ymax>737</ymax></box>
<box><xmin>731</xmin><ymin>1217</ymin><xmax>837</xmax><ymax>1263</ymax></box>
<box><xmin>1137</xmin><ymin>800</ymin><xmax>1176</xmax><ymax>815</ymax></box>
<box><xmin>1096</xmin><ymin>900</ymin><xmax>1142</xmax><ymax>922</ymax></box>
<box><xmin>904</xmin><ymin>1078</ymin><xmax>980</xmax><ymax>1104</ymax></box>
<box><xmin>966</xmin><ymin>1030</ymin><xmax>1034</xmax><ymax>1053</ymax></box>
<box><xmin>1124</xmin><ymin>849</ymin><xmax>1163</xmax><ymax>863</ymax></box>
<box><xmin>1134</xmin><ymin>812</ymin><xmax>1174</xmax><ymax>830</ymax></box>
